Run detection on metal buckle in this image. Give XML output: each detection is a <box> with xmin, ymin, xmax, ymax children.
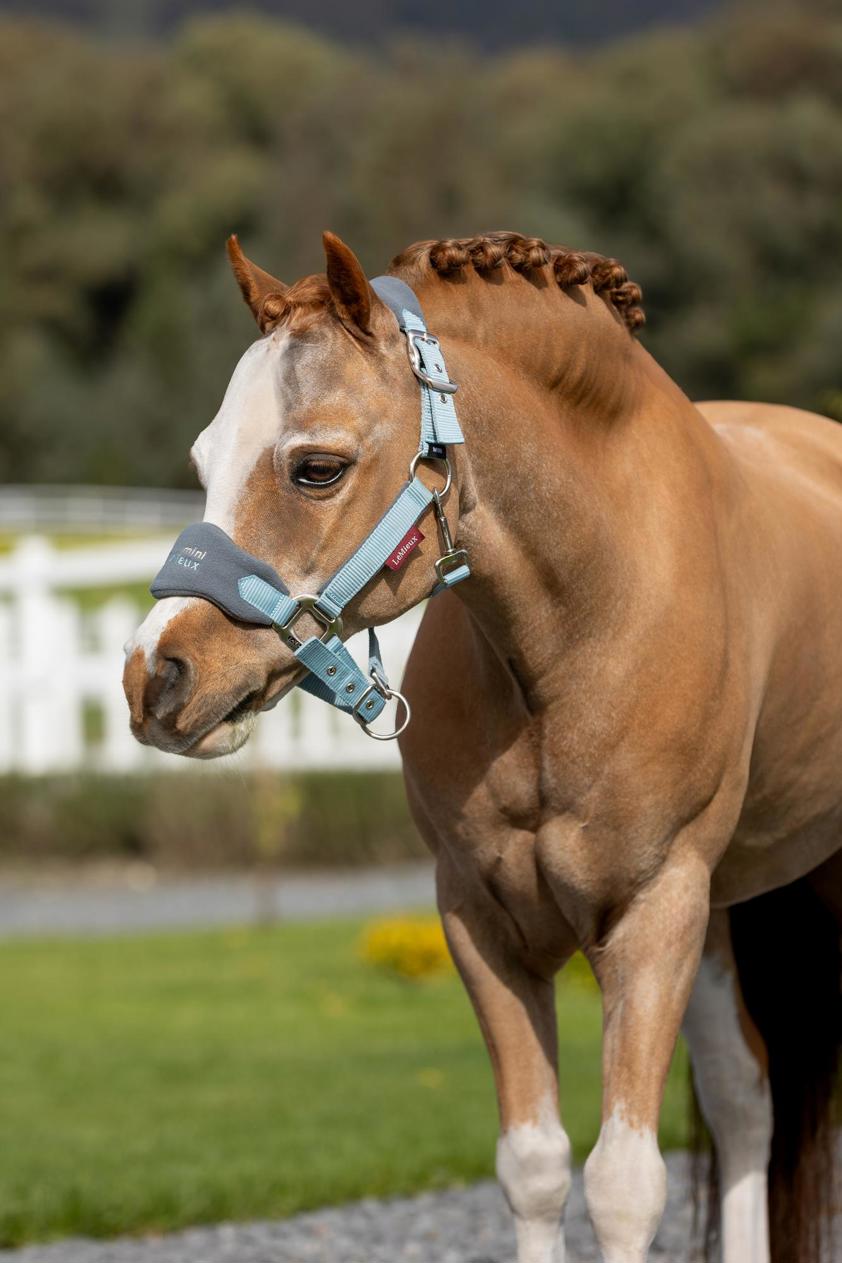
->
<box><xmin>276</xmin><ymin>594</ymin><xmax>343</xmax><ymax>650</ymax></box>
<box><xmin>353</xmin><ymin>677</ymin><xmax>412</xmax><ymax>741</ymax></box>
<box><xmin>404</xmin><ymin>331</ymin><xmax>458</xmax><ymax>395</ymax></box>
<box><xmin>434</xmin><ymin>549</ymin><xmax>469</xmax><ymax>584</ymax></box>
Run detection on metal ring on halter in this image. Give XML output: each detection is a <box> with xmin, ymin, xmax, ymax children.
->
<box><xmin>404</xmin><ymin>332</ymin><xmax>458</xmax><ymax>394</ymax></box>
<box><xmin>409</xmin><ymin>451</ymin><xmax>452</xmax><ymax>498</ymax></box>
<box><xmin>352</xmin><ymin>680</ymin><xmax>412</xmax><ymax>741</ymax></box>
<box><xmin>276</xmin><ymin>594</ymin><xmax>343</xmax><ymax>650</ymax></box>
<box><xmin>434</xmin><ymin>549</ymin><xmax>469</xmax><ymax>584</ymax></box>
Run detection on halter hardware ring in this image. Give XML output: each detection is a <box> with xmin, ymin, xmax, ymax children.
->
<box><xmin>435</xmin><ymin>549</ymin><xmax>469</xmax><ymax>584</ymax></box>
<box><xmin>404</xmin><ymin>332</ymin><xmax>458</xmax><ymax>395</ymax></box>
<box><xmin>409</xmin><ymin>450</ymin><xmax>452</xmax><ymax>498</ymax></box>
<box><xmin>353</xmin><ymin>679</ymin><xmax>412</xmax><ymax>741</ymax></box>
<box><xmin>276</xmin><ymin>594</ymin><xmax>343</xmax><ymax>650</ymax></box>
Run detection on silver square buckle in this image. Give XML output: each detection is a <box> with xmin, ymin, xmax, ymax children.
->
<box><xmin>404</xmin><ymin>332</ymin><xmax>458</xmax><ymax>395</ymax></box>
<box><xmin>434</xmin><ymin>550</ymin><xmax>469</xmax><ymax>584</ymax></box>
<box><xmin>276</xmin><ymin>595</ymin><xmax>343</xmax><ymax>650</ymax></box>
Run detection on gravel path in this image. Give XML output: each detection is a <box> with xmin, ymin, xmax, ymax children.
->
<box><xmin>0</xmin><ymin>1154</ymin><xmax>700</xmax><ymax>1262</ymax></box>
<box><xmin>0</xmin><ymin>862</ymin><xmax>435</xmax><ymax>937</ymax></box>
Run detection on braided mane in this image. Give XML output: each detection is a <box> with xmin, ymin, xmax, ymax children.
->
<box><xmin>391</xmin><ymin>231</ymin><xmax>645</xmax><ymax>334</ymax></box>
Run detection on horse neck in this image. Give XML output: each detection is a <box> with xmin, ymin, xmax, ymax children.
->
<box><xmin>413</xmin><ymin>273</ymin><xmax>727</xmax><ymax>710</ymax></box>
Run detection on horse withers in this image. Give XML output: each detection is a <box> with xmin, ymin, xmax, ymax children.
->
<box><xmin>124</xmin><ymin>230</ymin><xmax>841</xmax><ymax>1263</ymax></box>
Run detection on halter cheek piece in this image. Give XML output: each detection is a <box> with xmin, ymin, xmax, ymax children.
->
<box><xmin>149</xmin><ymin>276</ymin><xmax>470</xmax><ymax>740</ymax></box>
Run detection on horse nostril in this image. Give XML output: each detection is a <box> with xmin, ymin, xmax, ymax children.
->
<box><xmin>148</xmin><ymin>653</ymin><xmax>193</xmax><ymax>719</ymax></box>
<box><xmin>159</xmin><ymin>655</ymin><xmax>186</xmax><ymax>689</ymax></box>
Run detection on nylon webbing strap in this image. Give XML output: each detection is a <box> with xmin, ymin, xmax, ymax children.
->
<box><xmin>432</xmin><ymin>562</ymin><xmax>471</xmax><ymax>593</ymax></box>
<box><xmin>371</xmin><ymin>275</ymin><xmax>465</xmax><ymax>449</ymax></box>
<box><xmin>237</xmin><ymin>575</ymin><xmax>297</xmax><ymax>627</ymax></box>
<box><xmin>316</xmin><ymin>477</ymin><xmax>433</xmax><ymax>619</ymax></box>
<box><xmin>296</xmin><ymin>635</ymin><xmax>387</xmax><ymax>719</ymax></box>
<box><xmin>412</xmin><ymin>329</ymin><xmax>464</xmax><ymax>447</ymax></box>
<box><xmin>369</xmin><ymin>275</ymin><xmax>423</xmax><ymax>326</ymax></box>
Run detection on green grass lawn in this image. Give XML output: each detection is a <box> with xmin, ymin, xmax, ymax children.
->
<box><xmin>0</xmin><ymin>919</ymin><xmax>689</xmax><ymax>1247</ymax></box>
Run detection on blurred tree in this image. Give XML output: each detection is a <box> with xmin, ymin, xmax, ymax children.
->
<box><xmin>0</xmin><ymin>3</ymin><xmax>840</xmax><ymax>489</ymax></box>
<box><xmin>0</xmin><ymin>0</ymin><xmax>726</xmax><ymax>50</ymax></box>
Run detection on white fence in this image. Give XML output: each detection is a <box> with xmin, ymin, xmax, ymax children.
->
<box><xmin>0</xmin><ymin>536</ymin><xmax>421</xmax><ymax>774</ymax></box>
<box><xmin>0</xmin><ymin>485</ymin><xmax>204</xmax><ymax>534</ymax></box>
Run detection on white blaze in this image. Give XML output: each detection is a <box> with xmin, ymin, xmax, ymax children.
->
<box><xmin>127</xmin><ymin>333</ymin><xmax>285</xmax><ymax>671</ymax></box>
<box><xmin>194</xmin><ymin>333</ymin><xmax>286</xmax><ymax>534</ymax></box>
<box><xmin>127</xmin><ymin>595</ymin><xmax>195</xmax><ymax>670</ymax></box>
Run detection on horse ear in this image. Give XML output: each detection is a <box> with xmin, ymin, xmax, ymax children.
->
<box><xmin>226</xmin><ymin>235</ymin><xmax>289</xmax><ymax>333</ymax></box>
<box><xmin>323</xmin><ymin>231</ymin><xmax>375</xmax><ymax>337</ymax></box>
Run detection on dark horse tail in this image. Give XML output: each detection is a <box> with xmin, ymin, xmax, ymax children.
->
<box><xmin>694</xmin><ymin>875</ymin><xmax>841</xmax><ymax>1262</ymax></box>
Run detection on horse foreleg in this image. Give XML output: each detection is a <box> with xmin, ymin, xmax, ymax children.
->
<box><xmin>683</xmin><ymin>909</ymin><xmax>772</xmax><ymax>1263</ymax></box>
<box><xmin>583</xmin><ymin>855</ymin><xmax>711</xmax><ymax>1263</ymax></box>
<box><xmin>437</xmin><ymin>859</ymin><xmax>572</xmax><ymax>1263</ymax></box>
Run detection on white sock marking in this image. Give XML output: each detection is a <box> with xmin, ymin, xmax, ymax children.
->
<box><xmin>584</xmin><ymin>1110</ymin><xmax>666</xmax><ymax>1263</ymax></box>
<box><xmin>496</xmin><ymin>1099</ymin><xmax>571</xmax><ymax>1263</ymax></box>
<box><xmin>683</xmin><ymin>956</ymin><xmax>772</xmax><ymax>1263</ymax></box>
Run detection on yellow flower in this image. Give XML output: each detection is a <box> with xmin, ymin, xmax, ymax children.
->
<box><xmin>417</xmin><ymin>1068</ymin><xmax>445</xmax><ymax>1089</ymax></box>
<box><xmin>359</xmin><ymin>916</ymin><xmax>453</xmax><ymax>980</ymax></box>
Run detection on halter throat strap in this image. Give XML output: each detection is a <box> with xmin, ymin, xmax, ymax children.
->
<box><xmin>150</xmin><ymin>275</ymin><xmax>469</xmax><ymax>739</ymax></box>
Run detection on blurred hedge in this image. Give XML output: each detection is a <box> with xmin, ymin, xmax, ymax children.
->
<box><xmin>0</xmin><ymin>771</ymin><xmax>427</xmax><ymax>869</ymax></box>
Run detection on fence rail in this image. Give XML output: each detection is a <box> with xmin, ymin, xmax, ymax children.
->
<box><xmin>0</xmin><ymin>535</ymin><xmax>420</xmax><ymax>774</ymax></box>
<box><xmin>0</xmin><ymin>486</ymin><xmax>204</xmax><ymax>534</ymax></box>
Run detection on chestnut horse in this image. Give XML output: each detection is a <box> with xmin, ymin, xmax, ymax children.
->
<box><xmin>124</xmin><ymin>230</ymin><xmax>841</xmax><ymax>1263</ymax></box>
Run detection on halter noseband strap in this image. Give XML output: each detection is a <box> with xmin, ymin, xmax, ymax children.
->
<box><xmin>149</xmin><ymin>276</ymin><xmax>470</xmax><ymax>740</ymax></box>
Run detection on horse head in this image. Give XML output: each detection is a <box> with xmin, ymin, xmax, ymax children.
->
<box><xmin>123</xmin><ymin>232</ymin><xmax>458</xmax><ymax>757</ymax></box>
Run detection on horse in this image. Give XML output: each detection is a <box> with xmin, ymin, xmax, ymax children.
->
<box><xmin>123</xmin><ymin>229</ymin><xmax>841</xmax><ymax>1263</ymax></box>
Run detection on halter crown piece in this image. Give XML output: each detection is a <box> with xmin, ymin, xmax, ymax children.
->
<box><xmin>149</xmin><ymin>276</ymin><xmax>470</xmax><ymax>740</ymax></box>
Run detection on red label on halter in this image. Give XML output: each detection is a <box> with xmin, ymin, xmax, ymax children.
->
<box><xmin>385</xmin><ymin>526</ymin><xmax>424</xmax><ymax>571</ymax></box>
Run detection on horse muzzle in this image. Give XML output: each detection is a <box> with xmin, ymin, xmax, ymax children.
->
<box><xmin>122</xmin><ymin>597</ymin><xmax>293</xmax><ymax>758</ymax></box>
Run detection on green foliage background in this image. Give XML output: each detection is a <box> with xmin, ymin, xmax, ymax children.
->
<box><xmin>1</xmin><ymin>2</ymin><xmax>841</xmax><ymax>489</ymax></box>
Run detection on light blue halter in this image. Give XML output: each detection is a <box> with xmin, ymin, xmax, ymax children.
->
<box><xmin>150</xmin><ymin>276</ymin><xmax>470</xmax><ymax>740</ymax></box>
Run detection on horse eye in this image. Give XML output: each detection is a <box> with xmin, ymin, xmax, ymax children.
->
<box><xmin>293</xmin><ymin>456</ymin><xmax>348</xmax><ymax>489</ymax></box>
